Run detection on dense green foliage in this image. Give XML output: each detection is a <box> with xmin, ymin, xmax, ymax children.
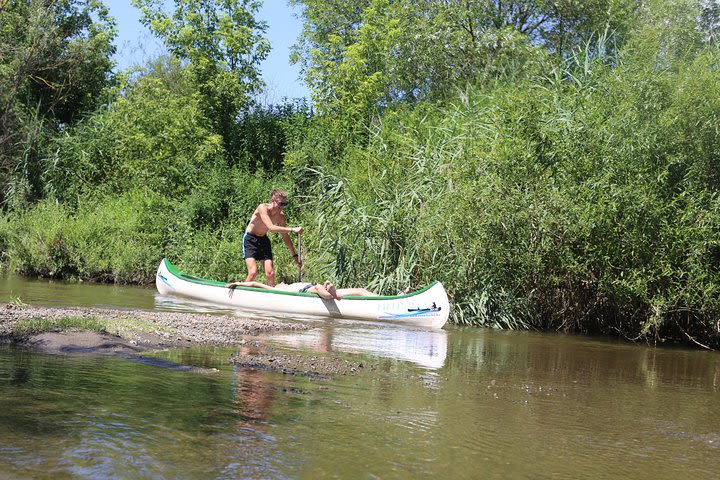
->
<box><xmin>0</xmin><ymin>0</ymin><xmax>116</xmax><ymax>207</ymax></box>
<box><xmin>1</xmin><ymin>0</ymin><xmax>720</xmax><ymax>347</ymax></box>
<box><xmin>291</xmin><ymin>40</ymin><xmax>720</xmax><ymax>342</ymax></box>
<box><xmin>290</xmin><ymin>0</ymin><xmax>638</xmax><ymax>121</ymax></box>
<box><xmin>47</xmin><ymin>57</ymin><xmax>225</xmax><ymax>203</ymax></box>
<box><xmin>133</xmin><ymin>0</ymin><xmax>270</xmax><ymax>161</ymax></box>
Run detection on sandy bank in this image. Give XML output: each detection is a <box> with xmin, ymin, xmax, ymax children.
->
<box><xmin>0</xmin><ymin>304</ymin><xmax>369</xmax><ymax>376</ymax></box>
<box><xmin>0</xmin><ymin>303</ymin><xmax>311</xmax><ymax>352</ymax></box>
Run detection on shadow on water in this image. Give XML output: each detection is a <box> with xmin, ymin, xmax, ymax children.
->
<box><xmin>123</xmin><ymin>354</ymin><xmax>221</xmax><ymax>374</ymax></box>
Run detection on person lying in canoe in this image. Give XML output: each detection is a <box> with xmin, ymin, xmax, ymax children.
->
<box><xmin>243</xmin><ymin>188</ymin><xmax>303</xmax><ymax>287</ymax></box>
<box><xmin>225</xmin><ymin>280</ymin><xmax>378</xmax><ymax>300</ymax></box>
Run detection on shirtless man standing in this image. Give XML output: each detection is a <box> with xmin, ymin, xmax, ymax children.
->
<box><xmin>243</xmin><ymin>189</ymin><xmax>303</xmax><ymax>286</ymax></box>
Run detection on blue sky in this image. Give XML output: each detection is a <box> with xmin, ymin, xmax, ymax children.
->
<box><xmin>104</xmin><ymin>0</ymin><xmax>310</xmax><ymax>102</ymax></box>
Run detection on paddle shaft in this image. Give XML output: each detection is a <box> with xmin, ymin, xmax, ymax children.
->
<box><xmin>297</xmin><ymin>233</ymin><xmax>302</xmax><ymax>282</ymax></box>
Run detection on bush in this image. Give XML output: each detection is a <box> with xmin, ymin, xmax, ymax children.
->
<box><xmin>3</xmin><ymin>201</ymin><xmax>77</xmax><ymax>278</ymax></box>
<box><xmin>45</xmin><ymin>60</ymin><xmax>225</xmax><ymax>205</ymax></box>
<box><xmin>4</xmin><ymin>191</ymin><xmax>172</xmax><ymax>283</ymax></box>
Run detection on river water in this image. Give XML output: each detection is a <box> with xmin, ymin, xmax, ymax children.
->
<box><xmin>1</xmin><ymin>275</ymin><xmax>719</xmax><ymax>479</ymax></box>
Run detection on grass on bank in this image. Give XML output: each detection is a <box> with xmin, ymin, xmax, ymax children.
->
<box><xmin>6</xmin><ymin>316</ymin><xmax>175</xmax><ymax>340</ymax></box>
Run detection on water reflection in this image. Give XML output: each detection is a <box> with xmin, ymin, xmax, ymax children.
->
<box><xmin>155</xmin><ymin>293</ymin><xmax>325</xmax><ymax>326</ymax></box>
<box><xmin>231</xmin><ymin>341</ymin><xmax>277</xmax><ymax>424</ymax></box>
<box><xmin>4</xmin><ymin>274</ymin><xmax>720</xmax><ymax>479</ymax></box>
<box><xmin>0</xmin><ymin>347</ymin><xmax>295</xmax><ymax>478</ymax></box>
<box><xmin>0</xmin><ymin>274</ymin><xmax>156</xmax><ymax>310</ymax></box>
<box><xmin>157</xmin><ymin>292</ymin><xmax>449</xmax><ymax>370</ymax></box>
<box><xmin>233</xmin><ymin>368</ymin><xmax>274</xmax><ymax>421</ymax></box>
<box><xmin>154</xmin><ymin>293</ymin><xmax>239</xmax><ymax>315</ymax></box>
<box><xmin>269</xmin><ymin>320</ymin><xmax>448</xmax><ymax>370</ymax></box>
<box><xmin>3</xmin><ymin>324</ymin><xmax>720</xmax><ymax>479</ymax></box>
<box><xmin>444</xmin><ymin>328</ymin><xmax>720</xmax><ymax>392</ymax></box>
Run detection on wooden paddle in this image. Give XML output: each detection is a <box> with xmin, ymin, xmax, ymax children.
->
<box><xmin>296</xmin><ymin>233</ymin><xmax>302</xmax><ymax>282</ymax></box>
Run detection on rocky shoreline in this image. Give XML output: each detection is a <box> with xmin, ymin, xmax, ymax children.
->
<box><xmin>0</xmin><ymin>303</ymin><xmax>311</xmax><ymax>347</ymax></box>
<box><xmin>0</xmin><ymin>303</ymin><xmax>368</xmax><ymax>376</ymax></box>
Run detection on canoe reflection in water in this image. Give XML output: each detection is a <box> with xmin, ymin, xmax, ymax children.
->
<box><xmin>269</xmin><ymin>321</ymin><xmax>448</xmax><ymax>370</ymax></box>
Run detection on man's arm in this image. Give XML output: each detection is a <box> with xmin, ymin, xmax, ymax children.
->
<box><xmin>278</xmin><ymin>213</ymin><xmax>302</xmax><ymax>265</ymax></box>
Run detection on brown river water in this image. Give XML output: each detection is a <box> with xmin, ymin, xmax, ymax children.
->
<box><xmin>1</xmin><ymin>274</ymin><xmax>719</xmax><ymax>479</ymax></box>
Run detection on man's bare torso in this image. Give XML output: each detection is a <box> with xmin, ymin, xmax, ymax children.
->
<box><xmin>246</xmin><ymin>202</ymin><xmax>285</xmax><ymax>236</ymax></box>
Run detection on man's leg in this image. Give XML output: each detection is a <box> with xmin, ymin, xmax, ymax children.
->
<box><xmin>245</xmin><ymin>258</ymin><xmax>258</xmax><ymax>281</ymax></box>
<box><xmin>262</xmin><ymin>259</ymin><xmax>275</xmax><ymax>286</ymax></box>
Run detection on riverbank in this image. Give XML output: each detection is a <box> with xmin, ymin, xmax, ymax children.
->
<box><xmin>0</xmin><ymin>302</ymin><xmax>299</xmax><ymax>355</ymax></box>
<box><xmin>0</xmin><ymin>303</ymin><xmax>369</xmax><ymax>375</ymax></box>
<box><xmin>0</xmin><ymin>303</ymin><xmax>311</xmax><ymax>349</ymax></box>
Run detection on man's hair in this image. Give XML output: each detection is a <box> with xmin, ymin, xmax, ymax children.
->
<box><xmin>270</xmin><ymin>189</ymin><xmax>288</xmax><ymax>200</ymax></box>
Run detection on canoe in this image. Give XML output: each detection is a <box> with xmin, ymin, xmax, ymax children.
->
<box><xmin>155</xmin><ymin>258</ymin><xmax>450</xmax><ymax>329</ymax></box>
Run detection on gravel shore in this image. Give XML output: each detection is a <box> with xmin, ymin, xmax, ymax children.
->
<box><xmin>0</xmin><ymin>303</ymin><xmax>369</xmax><ymax>376</ymax></box>
<box><xmin>0</xmin><ymin>303</ymin><xmax>311</xmax><ymax>352</ymax></box>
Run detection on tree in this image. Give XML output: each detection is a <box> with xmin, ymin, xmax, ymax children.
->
<box><xmin>699</xmin><ymin>0</ymin><xmax>720</xmax><ymax>44</ymax></box>
<box><xmin>235</xmin><ymin>100</ymin><xmax>312</xmax><ymax>173</ymax></box>
<box><xmin>290</xmin><ymin>0</ymin><xmax>638</xmax><ymax>121</ymax></box>
<box><xmin>0</xmin><ymin>0</ymin><xmax>116</xmax><ymax>206</ymax></box>
<box><xmin>46</xmin><ymin>56</ymin><xmax>225</xmax><ymax>203</ymax></box>
<box><xmin>133</xmin><ymin>0</ymin><xmax>270</xmax><ymax>161</ymax></box>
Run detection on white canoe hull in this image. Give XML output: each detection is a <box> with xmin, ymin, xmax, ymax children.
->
<box><xmin>156</xmin><ymin>258</ymin><xmax>450</xmax><ymax>329</ymax></box>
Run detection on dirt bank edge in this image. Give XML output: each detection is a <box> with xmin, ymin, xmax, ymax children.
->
<box><xmin>0</xmin><ymin>303</ymin><xmax>312</xmax><ymax>354</ymax></box>
<box><xmin>0</xmin><ymin>304</ymin><xmax>374</xmax><ymax>376</ymax></box>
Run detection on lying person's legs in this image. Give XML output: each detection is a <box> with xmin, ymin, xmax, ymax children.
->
<box><xmin>334</xmin><ymin>287</ymin><xmax>378</xmax><ymax>298</ymax></box>
<box><xmin>306</xmin><ymin>282</ymin><xmax>336</xmax><ymax>299</ymax></box>
<box><xmin>225</xmin><ymin>281</ymin><xmax>273</xmax><ymax>289</ymax></box>
<box><xmin>229</xmin><ymin>279</ymin><xmax>378</xmax><ymax>299</ymax></box>
<box><xmin>316</xmin><ymin>281</ymin><xmax>377</xmax><ymax>299</ymax></box>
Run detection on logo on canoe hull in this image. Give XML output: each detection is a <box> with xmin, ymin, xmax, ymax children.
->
<box><xmin>380</xmin><ymin>302</ymin><xmax>442</xmax><ymax>319</ymax></box>
<box><xmin>408</xmin><ymin>302</ymin><xmax>441</xmax><ymax>312</ymax></box>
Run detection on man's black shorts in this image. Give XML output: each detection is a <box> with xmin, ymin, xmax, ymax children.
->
<box><xmin>242</xmin><ymin>232</ymin><xmax>273</xmax><ymax>260</ymax></box>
